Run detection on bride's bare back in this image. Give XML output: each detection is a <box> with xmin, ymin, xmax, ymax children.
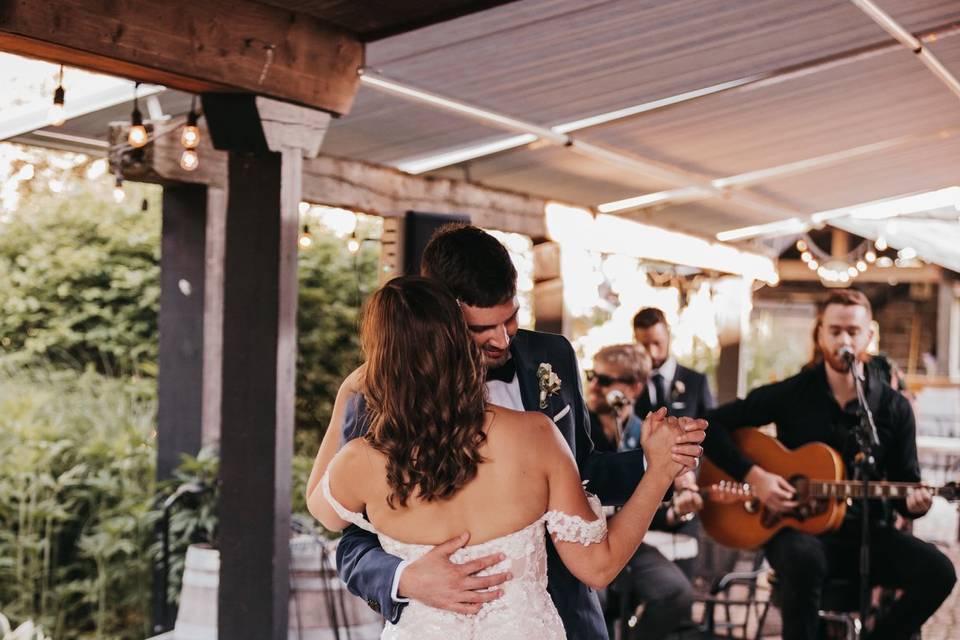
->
<box><xmin>337</xmin><ymin>404</ymin><xmax>553</xmax><ymax>546</ymax></box>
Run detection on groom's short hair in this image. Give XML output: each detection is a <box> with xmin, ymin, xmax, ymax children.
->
<box><xmin>420</xmin><ymin>223</ymin><xmax>517</xmax><ymax>308</ymax></box>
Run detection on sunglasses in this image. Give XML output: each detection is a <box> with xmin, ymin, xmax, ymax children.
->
<box><xmin>585</xmin><ymin>370</ymin><xmax>637</xmax><ymax>387</ymax></box>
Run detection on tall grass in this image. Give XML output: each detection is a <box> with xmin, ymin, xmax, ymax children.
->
<box><xmin>0</xmin><ymin>361</ymin><xmax>157</xmax><ymax>640</ymax></box>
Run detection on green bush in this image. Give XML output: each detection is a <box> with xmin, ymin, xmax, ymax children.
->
<box><xmin>0</xmin><ymin>155</ymin><xmax>379</xmax><ymax>429</ymax></box>
<box><xmin>0</xmin><ymin>182</ymin><xmax>162</xmax><ymax>376</ymax></box>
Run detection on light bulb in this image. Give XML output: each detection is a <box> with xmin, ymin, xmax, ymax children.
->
<box><xmin>865</xmin><ymin>251</ymin><xmax>876</xmax><ymax>263</ymax></box>
<box><xmin>800</xmin><ymin>251</ymin><xmax>812</xmax><ymax>263</ymax></box>
<box><xmin>179</xmin><ymin>149</ymin><xmax>199</xmax><ymax>171</ymax></box>
<box><xmin>128</xmin><ymin>107</ymin><xmax>148</xmax><ymax>148</ymax></box>
<box><xmin>298</xmin><ymin>225</ymin><xmax>313</xmax><ymax>249</ymax></box>
<box><xmin>796</xmin><ymin>239</ymin><xmax>807</xmax><ymax>252</ymax></box>
<box><xmin>129</xmin><ymin>125</ymin><xmax>148</xmax><ymax>147</ymax></box>
<box><xmin>347</xmin><ymin>238</ymin><xmax>360</xmax><ymax>254</ymax></box>
<box><xmin>856</xmin><ymin>261</ymin><xmax>868</xmax><ymax>272</ymax></box>
<box><xmin>875</xmin><ymin>236</ymin><xmax>888</xmax><ymax>251</ymax></box>
<box><xmin>847</xmin><ymin>266</ymin><xmax>859</xmax><ymax>277</ymax></box>
<box><xmin>898</xmin><ymin>247</ymin><xmax>917</xmax><ymax>260</ymax></box>
<box><xmin>180</xmin><ymin>125</ymin><xmax>200</xmax><ymax>149</ymax></box>
<box><xmin>113</xmin><ymin>177</ymin><xmax>125</xmax><ymax>203</ymax></box>
<box><xmin>181</xmin><ymin>109</ymin><xmax>200</xmax><ymax>149</ymax></box>
<box><xmin>808</xmin><ymin>260</ymin><xmax>819</xmax><ymax>270</ymax></box>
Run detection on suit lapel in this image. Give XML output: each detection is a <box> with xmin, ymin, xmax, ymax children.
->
<box><xmin>510</xmin><ymin>336</ymin><xmax>541</xmax><ymax>412</ymax></box>
<box><xmin>635</xmin><ymin>385</ymin><xmax>653</xmax><ymax>419</ymax></box>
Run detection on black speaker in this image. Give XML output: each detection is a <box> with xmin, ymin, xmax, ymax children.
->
<box><xmin>402</xmin><ymin>211</ymin><xmax>469</xmax><ymax>275</ymax></box>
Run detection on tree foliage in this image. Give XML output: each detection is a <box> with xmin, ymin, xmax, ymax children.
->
<box><xmin>0</xmin><ymin>143</ymin><xmax>380</xmax><ymax>430</ymax></box>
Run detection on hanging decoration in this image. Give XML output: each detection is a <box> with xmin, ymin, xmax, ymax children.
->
<box><xmin>179</xmin><ymin>95</ymin><xmax>201</xmax><ymax>171</ymax></box>
<box><xmin>128</xmin><ymin>82</ymin><xmax>148</xmax><ymax>148</ymax></box>
<box><xmin>50</xmin><ymin>65</ymin><xmax>66</xmax><ymax>126</ymax></box>
<box><xmin>795</xmin><ymin>232</ymin><xmax>919</xmax><ymax>286</ymax></box>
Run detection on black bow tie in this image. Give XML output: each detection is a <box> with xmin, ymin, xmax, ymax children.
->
<box><xmin>485</xmin><ymin>358</ymin><xmax>516</xmax><ymax>383</ymax></box>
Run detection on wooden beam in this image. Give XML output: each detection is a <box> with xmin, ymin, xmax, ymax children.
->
<box><xmin>778</xmin><ymin>260</ymin><xmax>942</xmax><ymax>283</ymax></box>
<box><xmin>0</xmin><ymin>0</ymin><xmax>363</xmax><ymax>115</ymax></box>
<box><xmin>110</xmin><ymin>119</ymin><xmax>549</xmax><ymax>238</ymax></box>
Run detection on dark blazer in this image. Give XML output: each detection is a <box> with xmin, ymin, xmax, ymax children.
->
<box><xmin>335</xmin><ymin>329</ymin><xmax>648</xmax><ymax>639</ymax></box>
<box><xmin>633</xmin><ymin>363</ymin><xmax>714</xmax><ymax>421</ymax></box>
<box><xmin>632</xmin><ymin>363</ymin><xmax>713</xmax><ymax>534</ymax></box>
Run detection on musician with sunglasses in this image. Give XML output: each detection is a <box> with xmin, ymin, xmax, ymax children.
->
<box><xmin>586</xmin><ymin>344</ymin><xmax>701</xmax><ymax>640</ymax></box>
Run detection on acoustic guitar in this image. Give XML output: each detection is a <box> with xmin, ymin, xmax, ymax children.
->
<box><xmin>698</xmin><ymin>429</ymin><xmax>959</xmax><ymax>550</ymax></box>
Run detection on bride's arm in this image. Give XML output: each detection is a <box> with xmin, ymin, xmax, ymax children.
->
<box><xmin>305</xmin><ymin>367</ymin><xmax>363</xmax><ymax>506</ymax></box>
<box><xmin>538</xmin><ymin>408</ymin><xmax>699</xmax><ymax>589</ymax></box>
<box><xmin>307</xmin><ymin>438</ymin><xmax>367</xmax><ymax>531</ymax></box>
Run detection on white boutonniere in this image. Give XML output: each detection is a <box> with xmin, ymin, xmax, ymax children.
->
<box><xmin>537</xmin><ymin>363</ymin><xmax>562</xmax><ymax>409</ymax></box>
<box><xmin>671</xmin><ymin>379</ymin><xmax>685</xmax><ymax>401</ymax></box>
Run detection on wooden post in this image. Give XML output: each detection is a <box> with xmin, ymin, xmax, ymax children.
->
<box><xmin>936</xmin><ymin>276</ymin><xmax>960</xmax><ymax>379</ymax></box>
<box><xmin>714</xmin><ymin>276</ymin><xmax>751</xmax><ymax>403</ymax></box>
<box><xmin>533</xmin><ymin>242</ymin><xmax>563</xmax><ymax>335</ymax></box>
<box><xmin>157</xmin><ymin>184</ymin><xmax>208</xmax><ymax>480</ymax></box>
<box><xmin>202</xmin><ymin>187</ymin><xmax>227</xmax><ymax>446</ymax></box>
<box><xmin>202</xmin><ymin>93</ymin><xmax>329</xmax><ymax>640</ymax></box>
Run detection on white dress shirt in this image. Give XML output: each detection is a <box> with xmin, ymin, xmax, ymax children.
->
<box><xmin>647</xmin><ymin>356</ymin><xmax>678</xmax><ymax>407</ymax></box>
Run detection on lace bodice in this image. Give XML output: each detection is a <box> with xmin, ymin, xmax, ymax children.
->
<box><xmin>321</xmin><ymin>472</ymin><xmax>607</xmax><ymax>639</ymax></box>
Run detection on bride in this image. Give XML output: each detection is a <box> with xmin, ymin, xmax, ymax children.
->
<box><xmin>306</xmin><ymin>276</ymin><xmax>705</xmax><ymax>639</ymax></box>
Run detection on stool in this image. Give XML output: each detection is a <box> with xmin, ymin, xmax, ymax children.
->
<box><xmin>768</xmin><ymin>573</ymin><xmax>865</xmax><ymax>640</ymax></box>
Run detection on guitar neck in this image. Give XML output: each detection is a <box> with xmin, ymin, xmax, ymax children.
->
<box><xmin>809</xmin><ymin>480</ymin><xmax>940</xmax><ymax>499</ymax></box>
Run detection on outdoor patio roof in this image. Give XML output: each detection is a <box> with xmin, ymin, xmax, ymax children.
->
<box><xmin>3</xmin><ymin>0</ymin><xmax>959</xmax><ymax>265</ymax></box>
<box><xmin>323</xmin><ymin>0</ymin><xmax>960</xmax><ymax>239</ymax></box>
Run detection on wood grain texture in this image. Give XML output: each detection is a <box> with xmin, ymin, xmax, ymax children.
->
<box><xmin>110</xmin><ymin>119</ymin><xmax>549</xmax><ymax>238</ymax></box>
<box><xmin>0</xmin><ymin>0</ymin><xmax>363</xmax><ymax>114</ymax></box>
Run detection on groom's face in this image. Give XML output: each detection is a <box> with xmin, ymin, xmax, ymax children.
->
<box><xmin>461</xmin><ymin>298</ymin><xmax>520</xmax><ymax>367</ymax></box>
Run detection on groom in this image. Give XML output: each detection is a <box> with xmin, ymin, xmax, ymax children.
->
<box><xmin>336</xmin><ymin>224</ymin><xmax>706</xmax><ymax>639</ymax></box>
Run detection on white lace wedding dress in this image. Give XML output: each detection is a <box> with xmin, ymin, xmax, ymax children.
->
<box><xmin>321</xmin><ymin>472</ymin><xmax>607</xmax><ymax>639</ymax></box>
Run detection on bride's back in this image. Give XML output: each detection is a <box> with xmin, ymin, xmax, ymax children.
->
<box><xmin>349</xmin><ymin>404</ymin><xmax>551</xmax><ymax>545</ymax></box>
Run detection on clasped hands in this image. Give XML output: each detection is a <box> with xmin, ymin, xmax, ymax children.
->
<box><xmin>640</xmin><ymin>406</ymin><xmax>709</xmax><ymax>477</ymax></box>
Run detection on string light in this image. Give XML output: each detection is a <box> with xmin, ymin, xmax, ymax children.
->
<box><xmin>128</xmin><ymin>82</ymin><xmax>148</xmax><ymax>148</ymax></box>
<box><xmin>865</xmin><ymin>250</ymin><xmax>877</xmax><ymax>263</ymax></box>
<box><xmin>49</xmin><ymin>65</ymin><xmax>66</xmax><ymax>126</ymax></box>
<box><xmin>875</xmin><ymin>236</ymin><xmax>888</xmax><ymax>251</ymax></box>
<box><xmin>113</xmin><ymin>175</ymin><xmax>125</xmax><ymax>203</ymax></box>
<box><xmin>179</xmin><ymin>149</ymin><xmax>199</xmax><ymax>171</ymax></box>
<box><xmin>347</xmin><ymin>234</ymin><xmax>361</xmax><ymax>254</ymax></box>
<box><xmin>298</xmin><ymin>225</ymin><xmax>313</xmax><ymax>249</ymax></box>
<box><xmin>180</xmin><ymin>96</ymin><xmax>200</xmax><ymax>149</ymax></box>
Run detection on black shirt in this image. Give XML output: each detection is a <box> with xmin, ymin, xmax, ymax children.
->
<box><xmin>703</xmin><ymin>362</ymin><xmax>920</xmax><ymax>523</ymax></box>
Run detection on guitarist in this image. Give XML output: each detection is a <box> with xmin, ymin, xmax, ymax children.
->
<box><xmin>702</xmin><ymin>289</ymin><xmax>955</xmax><ymax>640</ymax></box>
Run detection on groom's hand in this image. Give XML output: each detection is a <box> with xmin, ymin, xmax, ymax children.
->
<box><xmin>397</xmin><ymin>532</ymin><xmax>510</xmax><ymax>615</ymax></box>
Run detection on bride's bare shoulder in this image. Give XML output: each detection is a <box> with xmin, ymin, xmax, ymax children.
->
<box><xmin>485</xmin><ymin>405</ymin><xmax>566</xmax><ymax>453</ymax></box>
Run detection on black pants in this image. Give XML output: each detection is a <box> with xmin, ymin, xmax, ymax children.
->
<box><xmin>765</xmin><ymin>525</ymin><xmax>956</xmax><ymax>640</ymax></box>
<box><xmin>602</xmin><ymin>542</ymin><xmax>694</xmax><ymax>640</ymax></box>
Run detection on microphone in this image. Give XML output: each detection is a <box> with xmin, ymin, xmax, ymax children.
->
<box><xmin>606</xmin><ymin>389</ymin><xmax>629</xmax><ymax>412</ymax></box>
<box><xmin>838</xmin><ymin>346</ymin><xmax>856</xmax><ymax>365</ymax></box>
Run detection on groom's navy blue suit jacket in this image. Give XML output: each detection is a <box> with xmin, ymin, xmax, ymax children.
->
<box><xmin>335</xmin><ymin>329</ymin><xmax>648</xmax><ymax>640</ymax></box>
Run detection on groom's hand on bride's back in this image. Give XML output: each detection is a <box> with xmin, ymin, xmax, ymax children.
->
<box><xmin>398</xmin><ymin>532</ymin><xmax>511</xmax><ymax>615</ymax></box>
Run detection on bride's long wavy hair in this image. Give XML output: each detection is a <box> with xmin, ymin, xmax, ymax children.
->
<box><xmin>360</xmin><ymin>276</ymin><xmax>488</xmax><ymax>508</ymax></box>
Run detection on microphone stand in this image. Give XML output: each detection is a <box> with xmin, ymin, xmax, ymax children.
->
<box><xmin>849</xmin><ymin>356</ymin><xmax>880</xmax><ymax>636</ymax></box>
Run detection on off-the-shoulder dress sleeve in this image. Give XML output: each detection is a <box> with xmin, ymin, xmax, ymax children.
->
<box><xmin>321</xmin><ymin>470</ymin><xmax>378</xmax><ymax>535</ymax></box>
<box><xmin>543</xmin><ymin>491</ymin><xmax>607</xmax><ymax>545</ymax></box>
